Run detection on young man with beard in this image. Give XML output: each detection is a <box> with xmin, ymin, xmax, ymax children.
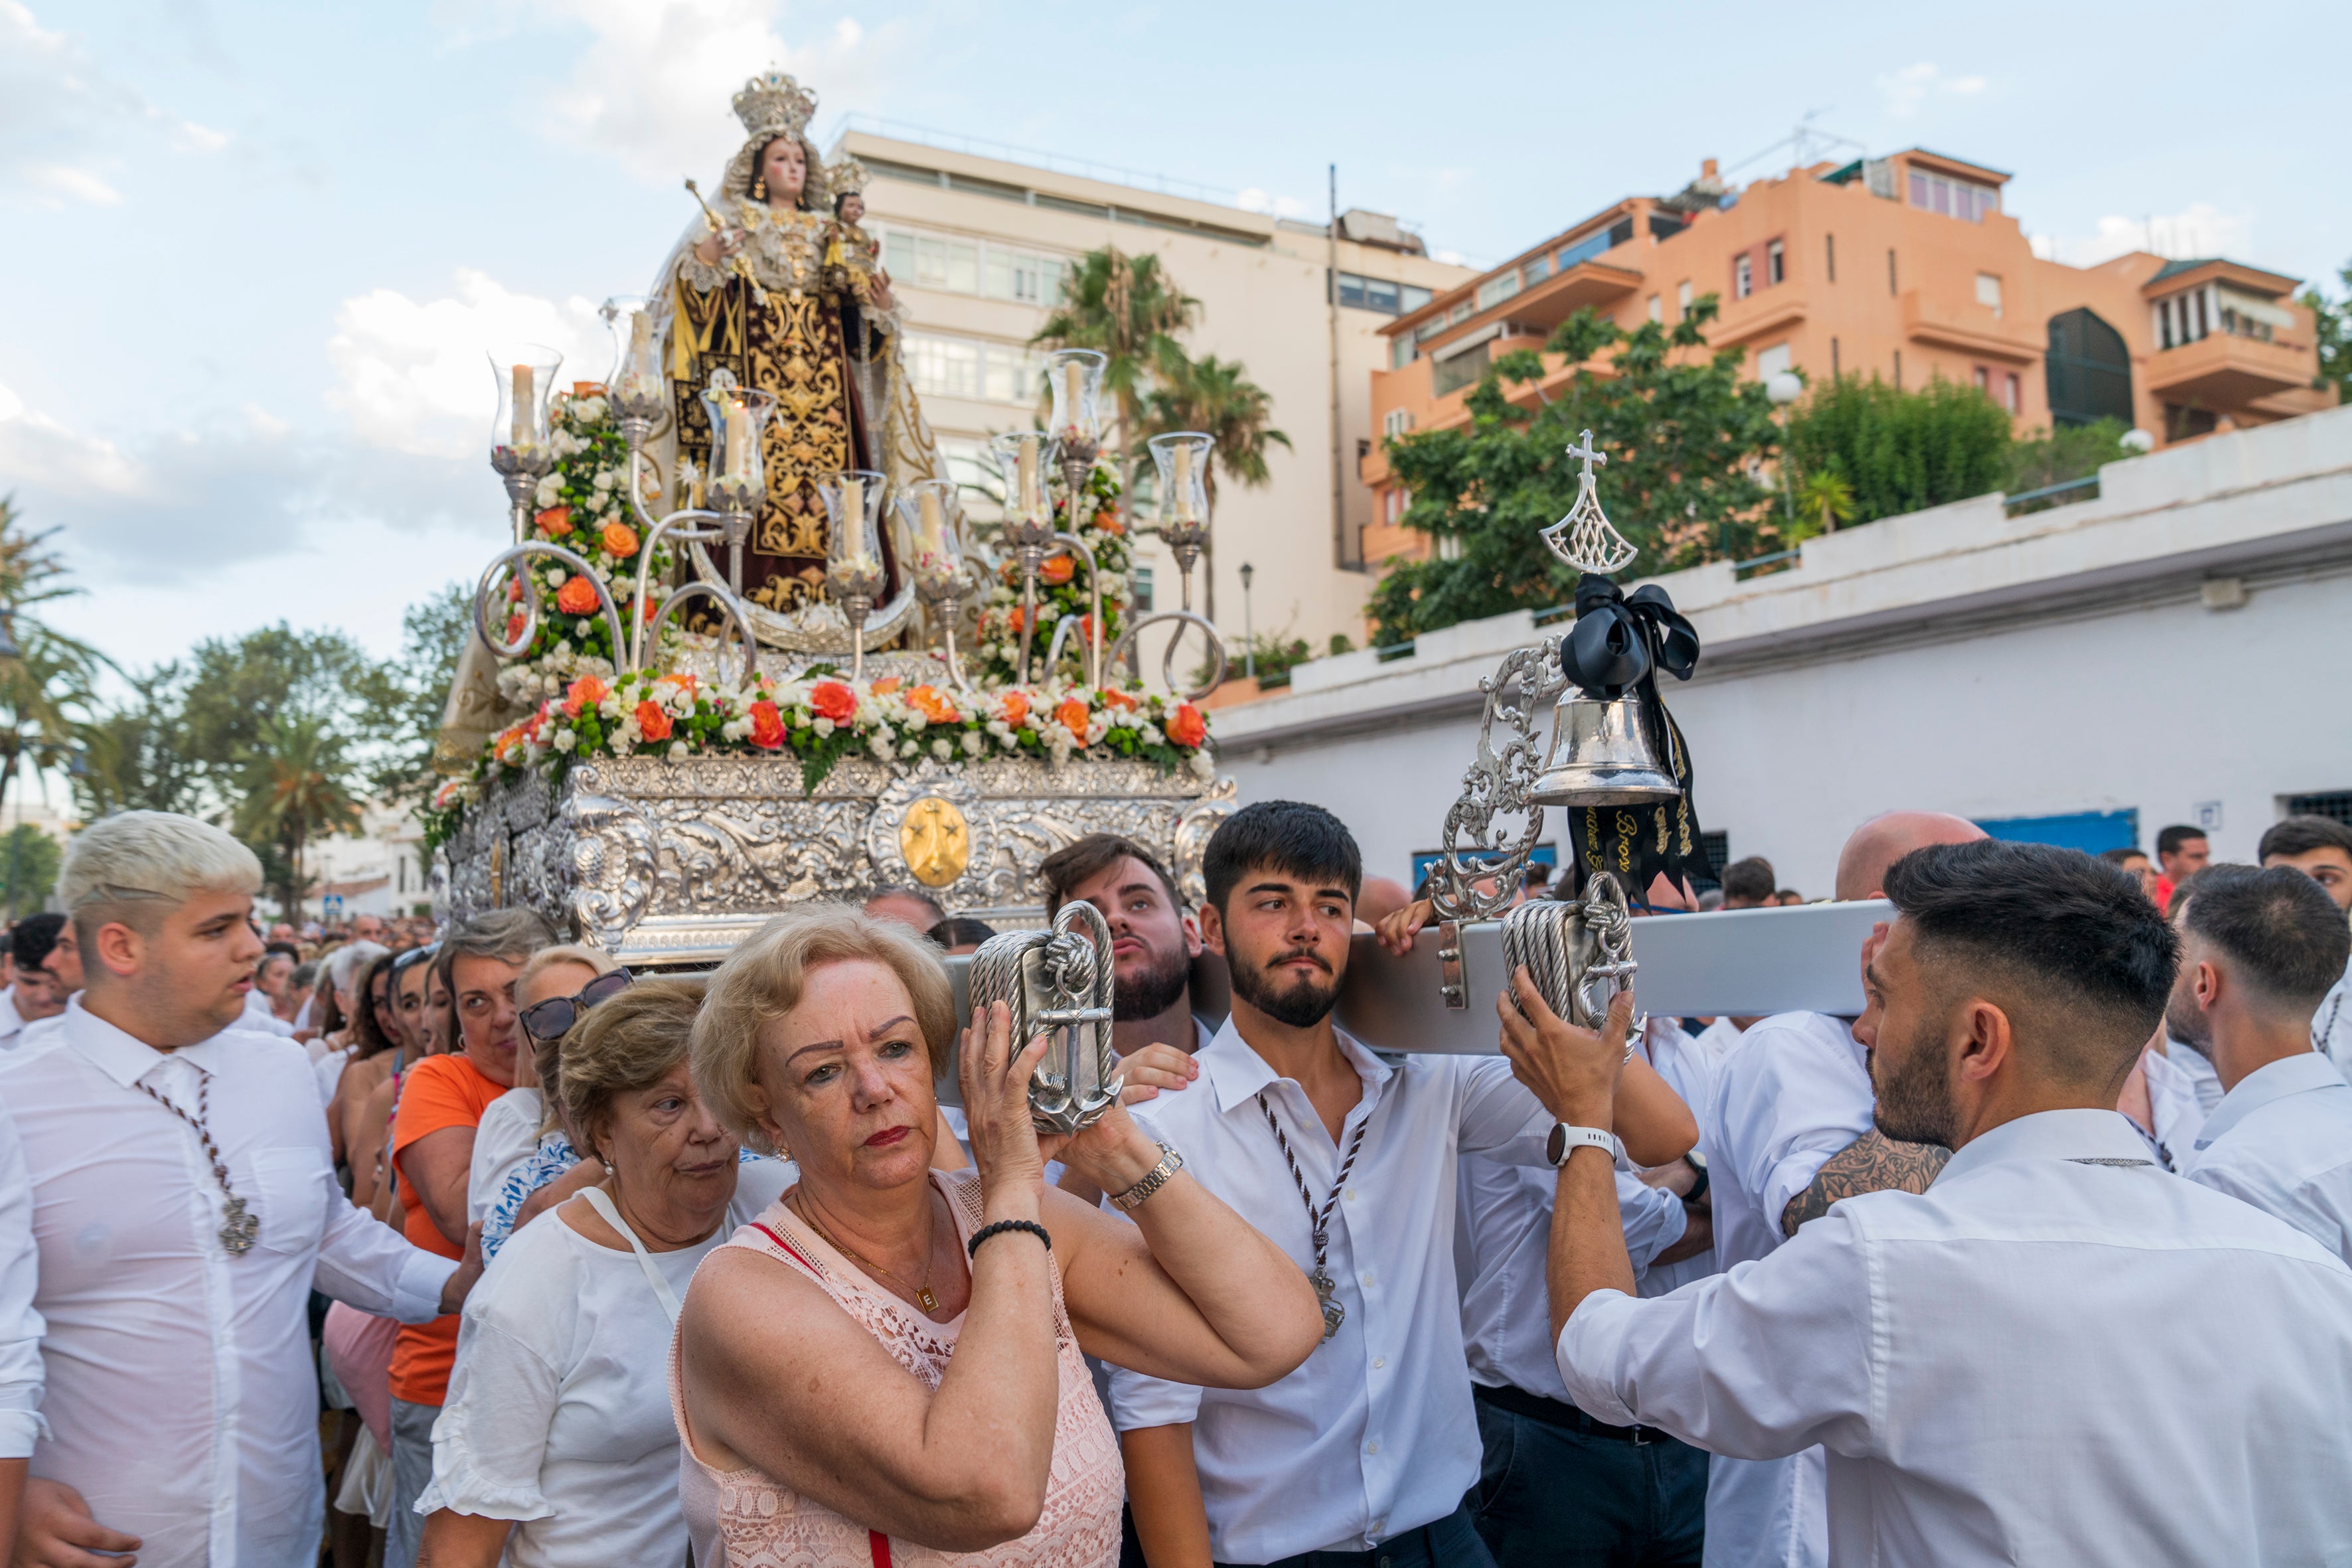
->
<box><xmin>1110</xmin><ymin>801</ymin><xmax>1697</xmax><ymax>1568</ymax></box>
<box><xmin>2167</xmin><ymin>864</ymin><xmax>2352</xmax><ymax>1264</ymax></box>
<box><xmin>1523</xmin><ymin>838</ymin><xmax>2352</xmax><ymax>1566</ymax></box>
<box><xmin>2258</xmin><ymin>814</ymin><xmax>2352</xmax><ymax>1070</ymax></box>
<box><xmin>0</xmin><ymin>915</ymin><xmax>66</xmax><ymax>1051</ymax></box>
<box><xmin>1041</xmin><ymin>833</ymin><xmax>1215</xmax><ymax>1058</ymax></box>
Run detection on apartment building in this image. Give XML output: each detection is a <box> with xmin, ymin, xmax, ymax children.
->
<box><xmin>1363</xmin><ymin>147</ymin><xmax>2333</xmax><ymax>566</ymax></box>
<box><xmin>830</xmin><ymin>127</ymin><xmax>1476</xmax><ymax>663</ymax></box>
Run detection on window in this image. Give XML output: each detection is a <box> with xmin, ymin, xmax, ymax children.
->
<box><xmin>1974</xmin><ymin>365</ymin><xmax>1990</xmax><ymax>394</ymax></box>
<box><xmin>878</xmin><ymin>225</ymin><xmax>1067</xmax><ymax>307</ymax></box>
<box><xmin>1521</xmin><ymin>255</ymin><xmax>1552</xmax><ymax>287</ymax></box>
<box><xmin>1336</xmin><ymin>272</ymin><xmax>1407</xmax><ymax>314</ymax></box>
<box><xmin>1826</xmin><ymin>233</ymin><xmax>1836</xmax><ymax>283</ymax></box>
<box><xmin>1390</xmin><ymin>337</ymin><xmax>1416</xmax><ymax>370</ymax></box>
<box><xmin>1677</xmin><ymin>279</ymin><xmax>1693</xmax><ymax>317</ymax></box>
<box><xmin>904</xmin><ymin>332</ymin><xmax>1043</xmax><ymax>405</ymax></box>
<box><xmin>1907</xmin><ymin>169</ymin><xmax>1999</xmax><ymax>222</ymax></box>
<box><xmin>1733</xmin><ymin>254</ymin><xmax>1753</xmax><ymax>299</ymax></box>
<box><xmin>1432</xmin><ymin>340</ymin><xmax>1491</xmax><ymax>397</ymax></box>
<box><xmin>1647</xmin><ymin>293</ymin><xmax>1662</xmax><ymax>323</ymax></box>
<box><xmin>1447</xmin><ymin>302</ymin><xmax>1472</xmax><ymax>327</ymax></box>
<box><xmin>1555</xmin><ymin>217</ymin><xmax>1636</xmax><ymax>274</ymax></box>
<box><xmin>1757</xmin><ymin>343</ymin><xmax>1792</xmax><ymax>380</ymax></box>
<box><xmin>1649</xmin><ymin>212</ymin><xmax>1689</xmax><ymax>241</ymax></box>
<box><xmin>2284</xmin><ymin>790</ymin><xmax>2352</xmax><ymax>825</ymax></box>
<box><xmin>1129</xmin><ymin>564</ymin><xmax>1154</xmax><ymax>613</ymax></box>
<box><xmin>2004</xmin><ymin>371</ymin><xmax>2021</xmax><ymax>413</ymax></box>
<box><xmin>1976</xmin><ymin>272</ymin><xmax>2003</xmax><ymax>317</ymax></box>
<box><xmin>1383</xmin><ymin>488</ymin><xmax>1407</xmax><ymax>524</ymax></box>
<box><xmin>1382</xmin><ymin>408</ymin><xmax>1415</xmax><ymax>439</ymax></box>
<box><xmin>1399</xmin><ymin>284</ymin><xmax>1433</xmax><ymax>313</ymax></box>
<box><xmin>1475</xmin><ymin>270</ymin><xmax>1522</xmax><ymax>311</ymax></box>
<box><xmin>1766</xmin><ymin>239</ymin><xmax>1785</xmax><ymax>286</ymax></box>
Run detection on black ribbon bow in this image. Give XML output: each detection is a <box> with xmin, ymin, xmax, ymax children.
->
<box><xmin>1555</xmin><ymin>574</ymin><xmax>1709</xmax><ymax>905</ymax></box>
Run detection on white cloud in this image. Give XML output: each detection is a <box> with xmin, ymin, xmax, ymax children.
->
<box><xmin>2030</xmin><ymin>202</ymin><xmax>2254</xmax><ymax>268</ymax></box>
<box><xmin>1877</xmin><ymin>62</ymin><xmax>1989</xmax><ymax>119</ymax></box>
<box><xmin>0</xmin><ymin>1</ymin><xmax>230</xmax><ymax>206</ymax></box>
<box><xmin>515</xmin><ymin>0</ymin><xmax>903</xmax><ymax>183</ymax></box>
<box><xmin>1236</xmin><ymin>187</ymin><xmax>1308</xmax><ymax>220</ymax></box>
<box><xmin>327</xmin><ymin>270</ymin><xmax>609</xmax><ymax>459</ymax></box>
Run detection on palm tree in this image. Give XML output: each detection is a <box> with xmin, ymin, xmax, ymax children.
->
<box><xmin>1797</xmin><ymin>471</ymin><xmax>1856</xmax><ymax>539</ymax></box>
<box><xmin>1032</xmin><ymin>248</ymin><xmax>1201</xmax><ymax>494</ymax></box>
<box><xmin>232</xmin><ymin>714</ymin><xmax>364</xmax><ymax>919</ymax></box>
<box><xmin>1143</xmin><ymin>354</ymin><xmax>1291</xmax><ymax>620</ymax></box>
<box><xmin>0</xmin><ymin>497</ymin><xmax>112</xmax><ymax>835</ymax></box>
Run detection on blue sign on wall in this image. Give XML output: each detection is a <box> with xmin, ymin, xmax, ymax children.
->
<box><xmin>1972</xmin><ymin>809</ymin><xmax>2140</xmax><ymax>856</ymax></box>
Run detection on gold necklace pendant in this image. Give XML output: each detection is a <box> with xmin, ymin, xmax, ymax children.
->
<box><xmin>917</xmin><ymin>1285</ymin><xmax>939</xmax><ymax>1313</ymax></box>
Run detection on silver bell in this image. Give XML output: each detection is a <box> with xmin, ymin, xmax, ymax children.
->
<box><xmin>1528</xmin><ymin>687</ymin><xmax>1679</xmax><ymax>807</ymax></box>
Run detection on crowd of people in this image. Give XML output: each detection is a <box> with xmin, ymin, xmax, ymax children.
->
<box><xmin>0</xmin><ymin>799</ymin><xmax>2346</xmax><ymax>1568</ymax></box>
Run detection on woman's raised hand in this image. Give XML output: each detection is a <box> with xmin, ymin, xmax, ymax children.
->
<box><xmin>1375</xmin><ymin>898</ymin><xmax>1434</xmax><ymax>956</ymax></box>
<box><xmin>956</xmin><ymin>1000</ymin><xmax>1050</xmax><ymax>1198</ymax></box>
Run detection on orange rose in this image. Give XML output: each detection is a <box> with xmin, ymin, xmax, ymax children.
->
<box><xmin>600</xmin><ymin>521</ymin><xmax>640</xmax><ymax>558</ymax></box>
<box><xmin>998</xmin><ymin>691</ymin><xmax>1030</xmax><ymax>728</ymax></box>
<box><xmin>1166</xmin><ymin>702</ymin><xmax>1207</xmax><ymax>748</ymax></box>
<box><xmin>1056</xmin><ymin>697</ymin><xmax>1090</xmax><ymax>742</ymax></box>
<box><xmin>907</xmin><ymin>684</ymin><xmax>957</xmax><ymax>724</ymax></box>
<box><xmin>1101</xmin><ymin>688</ymin><xmax>1138</xmax><ymax>712</ymax></box>
<box><xmin>505</xmin><ymin>612</ymin><xmax>528</xmax><ymax>643</ymax></box>
<box><xmin>562</xmin><ymin>674</ymin><xmax>610</xmax><ymax>717</ymax></box>
<box><xmin>505</xmin><ymin>577</ymin><xmax>524</xmax><ymax>602</ymax></box>
<box><xmin>1095</xmin><ymin>511</ymin><xmax>1125</xmax><ymax>537</ymax></box>
<box><xmin>809</xmin><ymin>681</ymin><xmax>857</xmax><ymax>724</ymax></box>
<box><xmin>556</xmin><ymin>574</ymin><xmax>600</xmax><ymax>615</ymax></box>
<box><xmin>534</xmin><ymin>505</ymin><xmax>574</xmax><ymax>536</ymax></box>
<box><xmin>871</xmin><ymin>676</ymin><xmax>902</xmax><ymax>695</ymax></box>
<box><xmin>746</xmin><ymin>699</ymin><xmax>786</xmax><ymax>749</ymax></box>
<box><xmin>659</xmin><ymin>672</ymin><xmax>699</xmax><ymax>701</ymax></box>
<box><xmin>1038</xmin><ymin>555</ymin><xmax>1075</xmax><ymax>586</ymax></box>
<box><xmin>633</xmin><ymin>699</ymin><xmax>674</xmax><ymax>743</ymax></box>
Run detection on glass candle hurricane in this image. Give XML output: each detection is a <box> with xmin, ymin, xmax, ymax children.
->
<box><xmin>1042</xmin><ymin>348</ymin><xmax>1107</xmax><ymax>449</ymax></box>
<box><xmin>1149</xmin><ymin>431</ymin><xmax>1213</xmax><ymax>534</ymax></box>
<box><xmin>896</xmin><ymin>479</ymin><xmax>965</xmax><ymax>600</ymax></box>
<box><xmin>819</xmin><ymin>469</ymin><xmax>890</xmax><ymax>599</ymax></box>
<box><xmin>489</xmin><ymin>345</ymin><xmax>564</xmax><ymax>465</ymax></box>
<box><xmin>601</xmin><ymin>295</ymin><xmax>665</xmax><ymax>424</ymax></box>
<box><xmin>698</xmin><ymin>385</ymin><xmax>779</xmax><ymax>514</ymax></box>
<box><xmin>989</xmin><ymin>431</ymin><xmax>1056</xmax><ymax>550</ymax></box>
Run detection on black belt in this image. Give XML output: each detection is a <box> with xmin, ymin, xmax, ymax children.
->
<box><xmin>1474</xmin><ymin>1380</ymin><xmax>1665</xmax><ymax>1445</ymax></box>
<box><xmin>1217</xmin><ymin>1503</ymin><xmax>1476</xmax><ymax>1568</ymax></box>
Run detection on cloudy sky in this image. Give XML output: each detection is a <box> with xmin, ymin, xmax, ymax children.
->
<box><xmin>4</xmin><ymin>0</ymin><xmax>2346</xmax><ymax>679</ymax></box>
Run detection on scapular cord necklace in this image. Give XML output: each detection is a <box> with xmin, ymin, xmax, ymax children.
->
<box><xmin>136</xmin><ymin>1074</ymin><xmax>259</xmax><ymax>1256</ymax></box>
<box><xmin>1257</xmin><ymin>1093</ymin><xmax>1370</xmax><ymax>1343</ymax></box>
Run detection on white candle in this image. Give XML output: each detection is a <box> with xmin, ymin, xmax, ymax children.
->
<box><xmin>628</xmin><ymin>311</ymin><xmax>653</xmax><ymax>373</ymax></box>
<box><xmin>917</xmin><ymin>488</ymin><xmax>947</xmax><ymax>556</ymax></box>
<box><xmin>510</xmin><ymin>364</ymin><xmax>532</xmax><ymax>448</ymax></box>
<box><xmin>1061</xmin><ymin>362</ymin><xmax>1085</xmax><ymax>430</ymax></box>
<box><xmin>1170</xmin><ymin>442</ymin><xmax>1195</xmax><ymax>518</ymax></box>
<box><xmin>1018</xmin><ymin>433</ymin><xmax>1040</xmax><ymax>507</ymax></box>
<box><xmin>721</xmin><ymin>404</ymin><xmax>747</xmax><ymax>479</ymax></box>
<box><xmin>840</xmin><ymin>476</ymin><xmax>865</xmax><ymax>538</ymax></box>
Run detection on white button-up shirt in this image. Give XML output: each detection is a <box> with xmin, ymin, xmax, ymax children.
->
<box><xmin>2315</xmin><ymin>962</ymin><xmax>2352</xmax><ymax>1077</ymax></box>
<box><xmin>0</xmin><ymin>1109</ymin><xmax>46</xmax><ymax>1458</ymax></box>
<box><xmin>0</xmin><ymin>998</ymin><xmax>459</xmax><ymax>1568</ymax></box>
<box><xmin>240</xmin><ymin>987</ymin><xmax>295</xmax><ymax>1038</ymax></box>
<box><xmin>1560</xmin><ymin>1108</ymin><xmax>2352</xmax><ymax>1567</ymax></box>
<box><xmin>2183</xmin><ymin>1050</ymin><xmax>2352</xmax><ymax>1265</ymax></box>
<box><xmin>1698</xmin><ymin>1010</ymin><xmax>1873</xmax><ymax>1568</ymax></box>
<box><xmin>1106</xmin><ymin>1018</ymin><xmax>1552</xmax><ymax>1562</ymax></box>
<box><xmin>1638</xmin><ymin>1018</ymin><xmax>1719</xmax><ymax>1296</ymax></box>
<box><xmin>1460</xmin><ymin>1156</ymin><xmax>1684</xmax><ymax>1401</ymax></box>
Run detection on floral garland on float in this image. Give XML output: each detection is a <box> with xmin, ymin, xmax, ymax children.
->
<box><xmin>493</xmin><ymin>386</ymin><xmax>676</xmax><ymax>708</ymax></box>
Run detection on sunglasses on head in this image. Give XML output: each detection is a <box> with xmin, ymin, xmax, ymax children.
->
<box><xmin>519</xmin><ymin>969</ymin><xmax>634</xmax><ymax>1042</ymax></box>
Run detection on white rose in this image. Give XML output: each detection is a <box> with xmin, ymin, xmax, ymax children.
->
<box><xmin>1189</xmin><ymin>750</ymin><xmax>1215</xmax><ymax>779</ymax></box>
<box><xmin>554</xmin><ymin>728</ymin><xmax>578</xmax><ymax>753</ymax></box>
<box><xmin>996</xmin><ymin>729</ymin><xmax>1019</xmax><ymax>749</ymax></box>
<box><xmin>813</xmin><ymin>717</ymin><xmax>835</xmax><ymax>738</ymax></box>
<box><xmin>903</xmin><ymin>712</ymin><xmax>927</xmax><ymax>732</ymax></box>
<box><xmin>665</xmin><ymin>740</ymin><xmax>686</xmax><ymax>759</ymax></box>
<box><xmin>931</xmin><ymin>738</ymin><xmax>952</xmax><ymax>761</ymax></box>
<box><xmin>1140</xmin><ymin>722</ymin><xmax>1164</xmax><ymax>745</ymax></box>
<box><xmin>961</xmin><ymin>731</ymin><xmax>982</xmax><ymax>757</ymax></box>
<box><xmin>575</xmin><ymin>618</ymin><xmax>593</xmax><ymax>636</ymax></box>
<box><xmin>593</xmin><ymin>469</ymin><xmax>615</xmax><ymax>491</ymax></box>
<box><xmin>534</xmin><ymin>475</ymin><xmax>564</xmax><ymax>507</ymax></box>
<box><xmin>868</xmin><ymin>734</ymin><xmax>893</xmax><ymax>761</ymax></box>
<box><xmin>545</xmin><ymin>568</ymin><xmax>566</xmax><ymax>589</ymax></box>
<box><xmin>900</xmin><ymin>740</ymin><xmax>919</xmax><ymax>758</ymax></box>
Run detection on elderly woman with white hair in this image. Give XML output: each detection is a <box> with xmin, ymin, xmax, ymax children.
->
<box><xmin>671</xmin><ymin>905</ymin><xmax>1326</xmax><ymax>1566</ymax></box>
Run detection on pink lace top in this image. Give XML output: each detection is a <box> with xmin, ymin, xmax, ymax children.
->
<box><xmin>669</xmin><ymin>1168</ymin><xmax>1123</xmax><ymax>1568</ymax></box>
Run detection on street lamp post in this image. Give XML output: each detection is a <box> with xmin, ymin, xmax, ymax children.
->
<box><xmin>1766</xmin><ymin>371</ymin><xmax>1804</xmax><ymax>536</ymax></box>
<box><xmin>1239</xmin><ymin>562</ymin><xmax>1256</xmax><ymax>682</ymax></box>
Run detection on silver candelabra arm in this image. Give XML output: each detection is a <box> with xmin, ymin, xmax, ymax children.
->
<box><xmin>1428</xmin><ymin>637</ymin><xmax>1568</xmax><ymax>921</ymax></box>
<box><xmin>639</xmin><ymin>583</ymin><xmax>759</xmax><ymax>688</ymax></box>
<box><xmin>1038</xmin><ymin>530</ymin><xmax>1107</xmax><ymax>688</ymax></box>
<box><xmin>473</xmin><ymin>543</ymin><xmax>629</xmax><ymax>668</ymax></box>
<box><xmin>627</xmin><ymin>507</ymin><xmax>730</xmax><ymax>671</ymax></box>
<box><xmin>1103</xmin><ymin>611</ymin><xmax>1226</xmax><ymax>702</ymax></box>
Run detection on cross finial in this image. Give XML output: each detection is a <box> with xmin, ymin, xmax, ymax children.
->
<box><xmin>1567</xmin><ymin>430</ymin><xmax>1607</xmax><ymax>484</ymax></box>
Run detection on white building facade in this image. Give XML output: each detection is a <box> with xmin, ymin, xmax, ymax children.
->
<box><xmin>1206</xmin><ymin>404</ymin><xmax>2352</xmax><ymax>894</ymax></box>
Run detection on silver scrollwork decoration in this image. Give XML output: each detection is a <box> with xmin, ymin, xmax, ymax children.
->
<box><xmin>1428</xmin><ymin>637</ymin><xmax>1567</xmax><ymax>920</ymax></box>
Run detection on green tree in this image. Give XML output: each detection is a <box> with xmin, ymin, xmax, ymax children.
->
<box><xmin>1781</xmin><ymin>375</ymin><xmax>2013</xmax><ymax>528</ymax></box>
<box><xmin>72</xmin><ymin>667</ymin><xmax>203</xmax><ymax>818</ymax></box>
<box><xmin>2296</xmin><ymin>257</ymin><xmax>2351</xmax><ymax>401</ymax></box>
<box><xmin>2002</xmin><ymin>417</ymin><xmax>2132</xmax><ymax>501</ymax></box>
<box><xmin>0</xmin><ymin>824</ymin><xmax>61</xmax><ymax>917</ymax></box>
<box><xmin>372</xmin><ymin>584</ymin><xmax>472</xmax><ymax>806</ymax></box>
<box><xmin>1366</xmin><ymin>298</ymin><xmax>1780</xmax><ymax>646</ymax></box>
<box><xmin>1032</xmin><ymin>247</ymin><xmax>1201</xmax><ymax>492</ymax></box>
<box><xmin>1794</xmin><ymin>471</ymin><xmax>1855</xmax><ymax>540</ymax></box>
<box><xmin>231</xmin><ymin>714</ymin><xmax>364</xmax><ymax>917</ymax></box>
<box><xmin>1142</xmin><ymin>353</ymin><xmax>1291</xmax><ymax>620</ymax></box>
<box><xmin>0</xmin><ymin>498</ymin><xmax>113</xmax><ymax>824</ymax></box>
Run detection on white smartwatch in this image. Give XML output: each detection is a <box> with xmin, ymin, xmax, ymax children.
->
<box><xmin>1546</xmin><ymin>1123</ymin><xmax>1621</xmax><ymax>1167</ymax></box>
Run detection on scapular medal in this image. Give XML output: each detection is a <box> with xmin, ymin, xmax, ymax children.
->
<box><xmin>1311</xmin><ymin>1265</ymin><xmax>1345</xmax><ymax>1340</ymax></box>
<box><xmin>219</xmin><ymin>1196</ymin><xmax>260</xmax><ymax>1256</ymax></box>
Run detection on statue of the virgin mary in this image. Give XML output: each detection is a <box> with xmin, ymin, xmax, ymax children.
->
<box><xmin>646</xmin><ymin>69</ymin><xmax>941</xmax><ymax>637</ymax></box>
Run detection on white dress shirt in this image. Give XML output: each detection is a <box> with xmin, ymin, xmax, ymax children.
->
<box><xmin>2315</xmin><ymin>962</ymin><xmax>2352</xmax><ymax>1077</ymax></box>
<box><xmin>2136</xmin><ymin>1046</ymin><xmax>2208</xmax><ymax>1168</ymax></box>
<box><xmin>0</xmin><ymin>998</ymin><xmax>460</xmax><ymax>1568</ymax></box>
<box><xmin>1697</xmin><ymin>1010</ymin><xmax>1873</xmax><ymax>1568</ymax></box>
<box><xmin>1459</xmin><ymin>1155</ymin><xmax>1683</xmax><ymax>1401</ymax></box>
<box><xmin>0</xmin><ymin>987</ymin><xmax>25</xmax><ymax>1052</ymax></box>
<box><xmin>2183</xmin><ymin>1051</ymin><xmax>2352</xmax><ymax>1265</ymax></box>
<box><xmin>0</xmin><ymin>1111</ymin><xmax>46</xmax><ymax>1458</ymax></box>
<box><xmin>1559</xmin><ymin>1108</ymin><xmax>2352</xmax><ymax>1567</ymax></box>
<box><xmin>469</xmin><ymin>1087</ymin><xmax>546</xmax><ymax>1225</ymax></box>
<box><xmin>241</xmin><ymin>987</ymin><xmax>296</xmax><ymax>1038</ymax></box>
<box><xmin>2165</xmin><ymin>1036</ymin><xmax>2224</xmax><ymax>1113</ymax></box>
<box><xmin>1107</xmin><ymin>1018</ymin><xmax>1552</xmax><ymax>1562</ymax></box>
<box><xmin>1637</xmin><ymin>1018</ymin><xmax>1719</xmax><ymax>1296</ymax></box>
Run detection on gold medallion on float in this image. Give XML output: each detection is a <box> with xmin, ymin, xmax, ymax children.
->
<box><xmin>898</xmin><ymin>796</ymin><xmax>971</xmax><ymax>887</ymax></box>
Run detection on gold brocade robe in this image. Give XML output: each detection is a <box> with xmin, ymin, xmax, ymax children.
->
<box><xmin>670</xmin><ymin>201</ymin><xmax>893</xmax><ymax>613</ymax></box>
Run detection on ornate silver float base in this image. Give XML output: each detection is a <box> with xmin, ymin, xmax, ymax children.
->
<box><xmin>437</xmin><ymin>754</ymin><xmax>1237</xmax><ymax>967</ymax></box>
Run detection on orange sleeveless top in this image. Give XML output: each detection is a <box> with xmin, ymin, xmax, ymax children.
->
<box><xmin>668</xmin><ymin>1169</ymin><xmax>1123</xmax><ymax>1568</ymax></box>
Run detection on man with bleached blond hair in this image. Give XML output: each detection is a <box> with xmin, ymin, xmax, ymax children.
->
<box><xmin>0</xmin><ymin>811</ymin><xmax>484</xmax><ymax>1568</ymax></box>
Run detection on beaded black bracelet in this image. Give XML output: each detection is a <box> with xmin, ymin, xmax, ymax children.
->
<box><xmin>967</xmin><ymin>1219</ymin><xmax>1052</xmax><ymax>1259</ymax></box>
